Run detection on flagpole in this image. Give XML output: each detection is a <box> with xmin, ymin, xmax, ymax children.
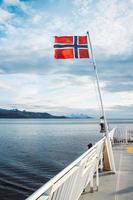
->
<box><xmin>87</xmin><ymin>31</ymin><xmax>108</xmax><ymax>132</ymax></box>
<box><xmin>86</xmin><ymin>31</ymin><xmax>116</xmax><ymax>173</ymax></box>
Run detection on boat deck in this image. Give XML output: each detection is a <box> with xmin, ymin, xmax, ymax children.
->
<box><xmin>80</xmin><ymin>144</ymin><xmax>133</xmax><ymax>200</ymax></box>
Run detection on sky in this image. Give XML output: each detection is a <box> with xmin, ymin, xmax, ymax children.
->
<box><xmin>0</xmin><ymin>0</ymin><xmax>133</xmax><ymax>118</ymax></box>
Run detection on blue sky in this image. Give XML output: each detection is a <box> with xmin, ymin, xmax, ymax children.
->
<box><xmin>0</xmin><ymin>0</ymin><xmax>133</xmax><ymax>118</ymax></box>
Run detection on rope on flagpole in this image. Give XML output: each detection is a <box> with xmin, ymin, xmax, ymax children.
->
<box><xmin>92</xmin><ymin>78</ymin><xmax>102</xmax><ymax>118</ymax></box>
<box><xmin>86</xmin><ymin>31</ymin><xmax>116</xmax><ymax>173</ymax></box>
<box><xmin>86</xmin><ymin>31</ymin><xmax>108</xmax><ymax>132</ymax></box>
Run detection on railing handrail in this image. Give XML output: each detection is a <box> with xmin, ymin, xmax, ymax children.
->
<box><xmin>26</xmin><ymin>136</ymin><xmax>105</xmax><ymax>200</ymax></box>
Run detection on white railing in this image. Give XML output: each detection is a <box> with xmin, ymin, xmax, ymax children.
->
<box><xmin>26</xmin><ymin>127</ymin><xmax>133</xmax><ymax>200</ymax></box>
<box><xmin>113</xmin><ymin>126</ymin><xmax>133</xmax><ymax>144</ymax></box>
<box><xmin>26</xmin><ymin>137</ymin><xmax>105</xmax><ymax>200</ymax></box>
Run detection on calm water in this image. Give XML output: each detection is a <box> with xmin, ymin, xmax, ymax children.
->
<box><xmin>0</xmin><ymin>119</ymin><xmax>132</xmax><ymax>200</ymax></box>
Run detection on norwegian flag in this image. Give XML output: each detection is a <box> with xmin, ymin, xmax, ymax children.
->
<box><xmin>54</xmin><ymin>36</ymin><xmax>89</xmax><ymax>59</ymax></box>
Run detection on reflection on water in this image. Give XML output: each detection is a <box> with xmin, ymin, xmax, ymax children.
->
<box><xmin>0</xmin><ymin>119</ymin><xmax>132</xmax><ymax>200</ymax></box>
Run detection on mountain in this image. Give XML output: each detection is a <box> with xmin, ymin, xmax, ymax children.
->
<box><xmin>67</xmin><ymin>113</ymin><xmax>92</xmax><ymax>119</ymax></box>
<box><xmin>0</xmin><ymin>109</ymin><xmax>92</xmax><ymax>119</ymax></box>
<box><xmin>0</xmin><ymin>108</ymin><xmax>66</xmax><ymax>119</ymax></box>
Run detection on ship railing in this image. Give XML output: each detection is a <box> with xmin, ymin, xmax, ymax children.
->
<box><xmin>113</xmin><ymin>126</ymin><xmax>133</xmax><ymax>144</ymax></box>
<box><xmin>108</xmin><ymin>128</ymin><xmax>116</xmax><ymax>142</ymax></box>
<box><xmin>26</xmin><ymin>137</ymin><xmax>105</xmax><ymax>200</ymax></box>
<box><xmin>26</xmin><ymin>127</ymin><xmax>133</xmax><ymax>200</ymax></box>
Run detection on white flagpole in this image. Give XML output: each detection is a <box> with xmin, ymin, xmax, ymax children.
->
<box><xmin>87</xmin><ymin>31</ymin><xmax>116</xmax><ymax>173</ymax></box>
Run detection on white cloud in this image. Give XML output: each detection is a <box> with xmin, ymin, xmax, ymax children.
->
<box><xmin>0</xmin><ymin>73</ymin><xmax>132</xmax><ymax>117</ymax></box>
<box><xmin>0</xmin><ymin>80</ymin><xmax>14</xmax><ymax>91</ymax></box>
<box><xmin>0</xmin><ymin>0</ymin><xmax>133</xmax><ymax>116</ymax></box>
<box><xmin>3</xmin><ymin>0</ymin><xmax>28</xmax><ymax>14</ymax></box>
<box><xmin>4</xmin><ymin>0</ymin><xmax>19</xmax><ymax>5</ymax></box>
<box><xmin>1</xmin><ymin>0</ymin><xmax>132</xmax><ymax>61</ymax></box>
<box><xmin>72</xmin><ymin>0</ymin><xmax>133</xmax><ymax>57</ymax></box>
<box><xmin>0</xmin><ymin>8</ymin><xmax>12</xmax><ymax>23</ymax></box>
<box><xmin>0</xmin><ymin>74</ymin><xmax>108</xmax><ymax>111</ymax></box>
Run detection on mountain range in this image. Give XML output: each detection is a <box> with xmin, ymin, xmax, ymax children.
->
<box><xmin>0</xmin><ymin>108</ymin><xmax>91</xmax><ymax>119</ymax></box>
<box><xmin>0</xmin><ymin>108</ymin><xmax>66</xmax><ymax>119</ymax></box>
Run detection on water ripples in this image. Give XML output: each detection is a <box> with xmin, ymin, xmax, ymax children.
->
<box><xmin>0</xmin><ymin>119</ymin><xmax>102</xmax><ymax>200</ymax></box>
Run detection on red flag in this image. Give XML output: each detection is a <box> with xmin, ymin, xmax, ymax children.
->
<box><xmin>54</xmin><ymin>36</ymin><xmax>89</xmax><ymax>59</ymax></box>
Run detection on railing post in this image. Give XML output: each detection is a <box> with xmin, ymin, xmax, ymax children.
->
<box><xmin>96</xmin><ymin>159</ymin><xmax>99</xmax><ymax>191</ymax></box>
<box><xmin>126</xmin><ymin>128</ymin><xmax>128</xmax><ymax>144</ymax></box>
<box><xmin>68</xmin><ymin>163</ymin><xmax>80</xmax><ymax>200</ymax></box>
<box><xmin>90</xmin><ymin>174</ymin><xmax>94</xmax><ymax>193</ymax></box>
<box><xmin>99</xmin><ymin>154</ymin><xmax>103</xmax><ymax>172</ymax></box>
<box><xmin>106</xmin><ymin>136</ymin><xmax>116</xmax><ymax>173</ymax></box>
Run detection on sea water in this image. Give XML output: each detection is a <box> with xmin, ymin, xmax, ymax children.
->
<box><xmin>0</xmin><ymin>119</ymin><xmax>132</xmax><ymax>200</ymax></box>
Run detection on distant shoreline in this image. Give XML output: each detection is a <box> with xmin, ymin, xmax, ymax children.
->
<box><xmin>0</xmin><ymin>108</ymin><xmax>91</xmax><ymax>119</ymax></box>
<box><xmin>0</xmin><ymin>109</ymin><xmax>133</xmax><ymax>120</ymax></box>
